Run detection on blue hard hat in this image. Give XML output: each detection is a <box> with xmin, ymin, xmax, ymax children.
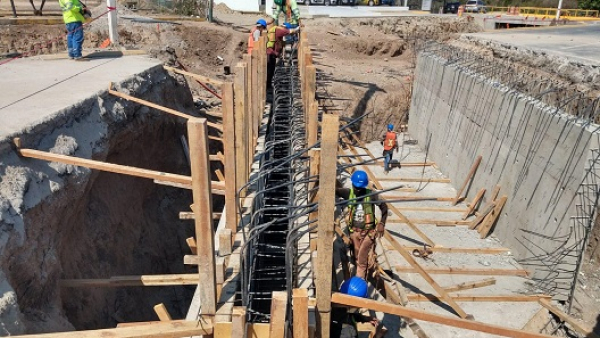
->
<box><xmin>257</xmin><ymin>19</ymin><xmax>267</xmax><ymax>28</ymax></box>
<box><xmin>351</xmin><ymin>170</ymin><xmax>369</xmax><ymax>189</ymax></box>
<box><xmin>283</xmin><ymin>22</ymin><xmax>294</xmax><ymax>29</ymax></box>
<box><xmin>388</xmin><ymin>124</ymin><xmax>394</xmax><ymax>131</ymax></box>
<box><xmin>340</xmin><ymin>276</ymin><xmax>369</xmax><ymax>298</ymax></box>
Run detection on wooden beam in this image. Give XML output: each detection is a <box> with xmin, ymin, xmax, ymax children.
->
<box><xmin>188</xmin><ymin>118</ymin><xmax>217</xmax><ymax>320</ymax></box>
<box><xmin>234</xmin><ymin>62</ymin><xmax>249</xmax><ymax>197</ymax></box>
<box><xmin>269</xmin><ymin>291</ymin><xmax>287</xmax><ymax>338</ymax></box>
<box><xmin>231</xmin><ymin>307</ymin><xmax>246</xmax><ymax>338</ymax></box>
<box><xmin>153</xmin><ymin>303</ymin><xmax>172</xmax><ymax>321</ymax></box>
<box><xmin>153</xmin><ymin>179</ymin><xmax>225</xmax><ymax>195</ymax></box>
<box><xmin>307</xmin><ymin>99</ymin><xmax>319</xmax><ymax>147</ymax></box>
<box><xmin>365</xmin><ymin>162</ymin><xmax>436</xmax><ymax>167</ymax></box>
<box><xmin>538</xmin><ymin>299</ymin><xmax>600</xmax><ymax>338</ymax></box>
<box><xmin>462</xmin><ymin>188</ymin><xmax>486</xmax><ymax>220</ymax></box>
<box><xmin>407</xmin><ymin>294</ymin><xmax>550</xmax><ymax>302</ymax></box>
<box><xmin>389</xmin><ymin>206</ymin><xmax>467</xmax><ymax>213</ymax></box>
<box><xmin>452</xmin><ymin>155</ymin><xmax>482</xmax><ymax>205</ymax></box>
<box><xmin>383</xmin><ymin>231</ymin><xmax>469</xmax><ymax>318</ymax></box>
<box><xmin>394</xmin><ymin>266</ymin><xmax>529</xmax><ymax>276</ymax></box>
<box><xmin>14</xmin><ymin>145</ymin><xmax>226</xmax><ymax>193</ymax></box>
<box><xmin>10</xmin><ymin>321</ymin><xmax>213</xmax><ymax>338</ymax></box>
<box><xmin>243</xmin><ymin>55</ymin><xmax>253</xmax><ymax>173</ymax></box>
<box><xmin>381</xmin><ymin>196</ymin><xmax>455</xmax><ymax>202</ymax></box>
<box><xmin>251</xmin><ymin>49</ymin><xmax>259</xmax><ymax>149</ymax></box>
<box><xmin>375</xmin><ymin>177</ymin><xmax>451</xmax><ymax>183</ymax></box>
<box><xmin>490</xmin><ymin>185</ymin><xmax>501</xmax><ymax>201</ymax></box>
<box><xmin>215</xmin><ymin>168</ymin><xmax>225</xmax><ymax>182</ymax></box>
<box><xmin>316</xmin><ymin>114</ymin><xmax>339</xmax><ymax>338</ymax></box>
<box><xmin>108</xmin><ymin>84</ymin><xmax>223</xmax><ymax>131</ymax></box>
<box><xmin>60</xmin><ymin>274</ymin><xmax>199</xmax><ymax>287</ymax></box>
<box><xmin>218</xmin><ymin>229</ymin><xmax>232</xmax><ymax>256</ymax></box>
<box><xmin>479</xmin><ymin>196</ymin><xmax>507</xmax><ymax>238</ymax></box>
<box><xmin>331</xmin><ymin>293</ymin><xmax>554</xmax><ymax>338</ymax></box>
<box><xmin>186</xmin><ymin>237</ymin><xmax>197</xmax><ymax>255</ymax></box>
<box><xmin>444</xmin><ymin>278</ymin><xmax>496</xmax><ymax>293</ymax></box>
<box><xmin>293</xmin><ymin>289</ymin><xmax>309</xmax><ymax>338</ymax></box>
<box><xmin>521</xmin><ymin>307</ymin><xmax>550</xmax><ymax>333</ymax></box>
<box><xmin>221</xmin><ymin>82</ymin><xmax>237</xmax><ymax>234</ymax></box>
<box><xmin>164</xmin><ymin>65</ymin><xmax>224</xmax><ymax>86</ymax></box>
<box><xmin>401</xmin><ymin>246</ymin><xmax>509</xmax><ymax>254</ymax></box>
<box><xmin>468</xmin><ymin>202</ymin><xmax>496</xmax><ymax>230</ymax></box>
<box><xmin>388</xmin><ymin>219</ymin><xmax>471</xmax><ymax>226</ymax></box>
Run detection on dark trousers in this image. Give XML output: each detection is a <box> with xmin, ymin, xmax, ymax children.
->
<box><xmin>267</xmin><ymin>54</ymin><xmax>277</xmax><ymax>89</ymax></box>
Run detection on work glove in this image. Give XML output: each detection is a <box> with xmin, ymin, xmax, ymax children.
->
<box><xmin>376</xmin><ymin>222</ymin><xmax>385</xmax><ymax>237</ymax></box>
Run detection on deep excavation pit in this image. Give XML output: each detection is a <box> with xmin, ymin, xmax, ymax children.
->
<box><xmin>0</xmin><ymin>66</ymin><xmax>222</xmax><ymax>334</ymax></box>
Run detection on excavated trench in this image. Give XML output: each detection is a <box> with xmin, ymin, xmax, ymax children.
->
<box><xmin>0</xmin><ymin>68</ymin><xmax>223</xmax><ymax>334</ymax></box>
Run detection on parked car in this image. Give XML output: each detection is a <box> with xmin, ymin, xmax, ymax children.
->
<box><xmin>309</xmin><ymin>0</ymin><xmax>339</xmax><ymax>4</ymax></box>
<box><xmin>443</xmin><ymin>1</ymin><xmax>460</xmax><ymax>13</ymax></box>
<box><xmin>464</xmin><ymin>0</ymin><xmax>486</xmax><ymax>13</ymax></box>
<box><xmin>355</xmin><ymin>0</ymin><xmax>380</xmax><ymax>5</ymax></box>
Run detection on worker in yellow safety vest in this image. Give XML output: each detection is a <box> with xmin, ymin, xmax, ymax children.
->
<box><xmin>58</xmin><ymin>0</ymin><xmax>90</xmax><ymax>60</ymax></box>
<box><xmin>271</xmin><ymin>0</ymin><xmax>301</xmax><ymax>26</ymax></box>
<box><xmin>265</xmin><ymin>18</ymin><xmax>299</xmax><ymax>90</ymax></box>
<box><xmin>248</xmin><ymin>19</ymin><xmax>267</xmax><ymax>55</ymax></box>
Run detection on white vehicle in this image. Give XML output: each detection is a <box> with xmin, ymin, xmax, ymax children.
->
<box><xmin>464</xmin><ymin>0</ymin><xmax>486</xmax><ymax>13</ymax></box>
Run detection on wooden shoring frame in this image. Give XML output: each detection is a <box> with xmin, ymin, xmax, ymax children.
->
<box><xmin>234</xmin><ymin>62</ymin><xmax>249</xmax><ymax>198</ymax></box>
<box><xmin>221</xmin><ymin>82</ymin><xmax>238</xmax><ymax>234</ymax></box>
<box><xmin>243</xmin><ymin>54</ymin><xmax>253</xmax><ymax>174</ymax></box>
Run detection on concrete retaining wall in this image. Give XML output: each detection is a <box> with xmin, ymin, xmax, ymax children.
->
<box><xmin>408</xmin><ymin>51</ymin><xmax>600</xmax><ymax>300</ymax></box>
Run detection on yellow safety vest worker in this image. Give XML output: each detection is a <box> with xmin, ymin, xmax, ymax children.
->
<box><xmin>58</xmin><ymin>0</ymin><xmax>85</xmax><ymax>23</ymax></box>
<box><xmin>266</xmin><ymin>26</ymin><xmax>282</xmax><ymax>51</ymax></box>
<box><xmin>348</xmin><ymin>188</ymin><xmax>376</xmax><ymax>231</ymax></box>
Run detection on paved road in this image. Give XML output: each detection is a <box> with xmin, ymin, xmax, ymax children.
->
<box><xmin>467</xmin><ymin>23</ymin><xmax>600</xmax><ymax>65</ymax></box>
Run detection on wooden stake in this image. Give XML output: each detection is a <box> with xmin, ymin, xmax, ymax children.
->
<box><xmin>331</xmin><ymin>293</ymin><xmax>554</xmax><ymax>338</ymax></box>
<box><xmin>452</xmin><ymin>155</ymin><xmax>482</xmax><ymax>205</ymax></box>
<box><xmin>468</xmin><ymin>202</ymin><xmax>496</xmax><ymax>230</ymax></box>
<box><xmin>462</xmin><ymin>188</ymin><xmax>486</xmax><ymax>220</ymax></box>
<box><xmin>9</xmin><ymin>321</ymin><xmax>213</xmax><ymax>338</ymax></box>
<box><xmin>479</xmin><ymin>196</ymin><xmax>507</xmax><ymax>238</ymax></box>
<box><xmin>316</xmin><ymin>114</ymin><xmax>339</xmax><ymax>338</ymax></box>
<box><xmin>187</xmin><ymin>118</ymin><xmax>217</xmax><ymax>319</ymax></box>
<box><xmin>407</xmin><ymin>294</ymin><xmax>550</xmax><ymax>302</ymax></box>
<box><xmin>538</xmin><ymin>299</ymin><xmax>599</xmax><ymax>338</ymax></box>
<box><xmin>243</xmin><ymin>55</ymin><xmax>253</xmax><ymax>172</ymax></box>
<box><xmin>14</xmin><ymin>145</ymin><xmax>226</xmax><ymax>193</ymax></box>
<box><xmin>383</xmin><ymin>232</ymin><xmax>469</xmax><ymax>318</ymax></box>
<box><xmin>234</xmin><ymin>62</ymin><xmax>249</xmax><ymax>198</ymax></box>
<box><xmin>443</xmin><ymin>278</ymin><xmax>496</xmax><ymax>292</ymax></box>
<box><xmin>218</xmin><ymin>229</ymin><xmax>232</xmax><ymax>256</ymax></box>
<box><xmin>387</xmin><ymin>219</ymin><xmax>471</xmax><ymax>226</ymax></box>
<box><xmin>215</xmin><ymin>169</ymin><xmax>225</xmax><ymax>182</ymax></box>
<box><xmin>153</xmin><ymin>303</ymin><xmax>172</xmax><ymax>321</ymax></box>
<box><xmin>375</xmin><ymin>177</ymin><xmax>451</xmax><ymax>183</ymax></box>
<box><xmin>231</xmin><ymin>307</ymin><xmax>246</xmax><ymax>338</ymax></box>
<box><xmin>251</xmin><ymin>49</ymin><xmax>260</xmax><ymax>149</ymax></box>
<box><xmin>221</xmin><ymin>82</ymin><xmax>237</xmax><ymax>234</ymax></box>
<box><xmin>394</xmin><ymin>266</ymin><xmax>529</xmax><ymax>276</ymax></box>
<box><xmin>380</xmin><ymin>196</ymin><xmax>455</xmax><ymax>202</ymax></box>
<box><xmin>186</xmin><ymin>237</ymin><xmax>197</xmax><ymax>254</ymax></box>
<box><xmin>269</xmin><ymin>291</ymin><xmax>287</xmax><ymax>338</ymax></box>
<box><xmin>293</xmin><ymin>289</ymin><xmax>309</xmax><ymax>338</ymax></box>
<box><xmin>307</xmin><ymin>99</ymin><xmax>319</xmax><ymax>147</ymax></box>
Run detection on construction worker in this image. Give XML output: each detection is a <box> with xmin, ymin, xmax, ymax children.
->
<box><xmin>381</xmin><ymin>124</ymin><xmax>398</xmax><ymax>173</ymax></box>
<box><xmin>271</xmin><ymin>0</ymin><xmax>301</xmax><ymax>27</ymax></box>
<box><xmin>58</xmin><ymin>0</ymin><xmax>89</xmax><ymax>60</ymax></box>
<box><xmin>337</xmin><ymin>170</ymin><xmax>388</xmax><ymax>279</ymax></box>
<box><xmin>332</xmin><ymin>276</ymin><xmax>387</xmax><ymax>338</ymax></box>
<box><xmin>248</xmin><ymin>19</ymin><xmax>267</xmax><ymax>55</ymax></box>
<box><xmin>266</xmin><ymin>17</ymin><xmax>299</xmax><ymax>90</ymax></box>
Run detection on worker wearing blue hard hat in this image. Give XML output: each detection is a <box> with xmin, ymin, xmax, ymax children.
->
<box><xmin>336</xmin><ymin>170</ymin><xmax>388</xmax><ymax>279</ymax></box>
<box><xmin>381</xmin><ymin>124</ymin><xmax>399</xmax><ymax>173</ymax></box>
<box><xmin>247</xmin><ymin>18</ymin><xmax>268</xmax><ymax>55</ymax></box>
<box><xmin>332</xmin><ymin>276</ymin><xmax>387</xmax><ymax>338</ymax></box>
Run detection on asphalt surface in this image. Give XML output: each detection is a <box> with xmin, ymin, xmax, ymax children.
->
<box><xmin>467</xmin><ymin>23</ymin><xmax>600</xmax><ymax>65</ymax></box>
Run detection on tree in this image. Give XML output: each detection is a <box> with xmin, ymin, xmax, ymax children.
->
<box><xmin>579</xmin><ymin>0</ymin><xmax>600</xmax><ymax>10</ymax></box>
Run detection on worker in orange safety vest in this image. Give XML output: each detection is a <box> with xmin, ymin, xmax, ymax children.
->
<box><xmin>248</xmin><ymin>19</ymin><xmax>267</xmax><ymax>55</ymax></box>
<box><xmin>381</xmin><ymin>124</ymin><xmax>398</xmax><ymax>173</ymax></box>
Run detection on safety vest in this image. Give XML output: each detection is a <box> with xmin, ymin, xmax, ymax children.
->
<box><xmin>266</xmin><ymin>26</ymin><xmax>281</xmax><ymax>51</ymax></box>
<box><xmin>247</xmin><ymin>27</ymin><xmax>259</xmax><ymax>55</ymax></box>
<box><xmin>58</xmin><ymin>0</ymin><xmax>85</xmax><ymax>24</ymax></box>
<box><xmin>348</xmin><ymin>188</ymin><xmax>376</xmax><ymax>230</ymax></box>
<box><xmin>383</xmin><ymin>131</ymin><xmax>397</xmax><ymax>151</ymax></box>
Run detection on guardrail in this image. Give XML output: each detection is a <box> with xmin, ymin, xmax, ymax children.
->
<box><xmin>485</xmin><ymin>6</ymin><xmax>599</xmax><ymax>18</ymax></box>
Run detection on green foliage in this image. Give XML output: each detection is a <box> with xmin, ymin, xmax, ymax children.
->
<box><xmin>579</xmin><ymin>0</ymin><xmax>600</xmax><ymax>10</ymax></box>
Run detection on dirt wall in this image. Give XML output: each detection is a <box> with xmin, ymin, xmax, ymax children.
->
<box><xmin>0</xmin><ymin>66</ymin><xmax>201</xmax><ymax>333</ymax></box>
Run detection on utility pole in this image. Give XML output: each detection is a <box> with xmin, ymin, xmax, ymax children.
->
<box><xmin>208</xmin><ymin>0</ymin><xmax>213</xmax><ymax>22</ymax></box>
<box><xmin>107</xmin><ymin>0</ymin><xmax>119</xmax><ymax>45</ymax></box>
<box><xmin>556</xmin><ymin>0</ymin><xmax>563</xmax><ymax>20</ymax></box>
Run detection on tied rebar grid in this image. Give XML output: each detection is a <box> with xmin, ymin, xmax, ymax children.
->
<box><xmin>241</xmin><ymin>56</ymin><xmax>312</xmax><ymax>324</ymax></box>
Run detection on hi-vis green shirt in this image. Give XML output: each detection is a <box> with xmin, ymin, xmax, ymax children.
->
<box><xmin>58</xmin><ymin>0</ymin><xmax>85</xmax><ymax>24</ymax></box>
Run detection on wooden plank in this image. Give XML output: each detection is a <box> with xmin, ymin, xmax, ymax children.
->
<box><xmin>307</xmin><ymin>99</ymin><xmax>319</xmax><ymax>147</ymax></box>
<box><xmin>215</xmin><ymin>169</ymin><xmax>225</xmax><ymax>182</ymax></box>
<box><xmin>153</xmin><ymin>303</ymin><xmax>172</xmax><ymax>321</ymax></box>
<box><xmin>218</xmin><ymin>229</ymin><xmax>232</xmax><ymax>256</ymax></box>
<box><xmin>60</xmin><ymin>274</ymin><xmax>199</xmax><ymax>287</ymax></box>
<box><xmin>389</xmin><ymin>206</ymin><xmax>467</xmax><ymax>213</ymax></box>
<box><xmin>381</xmin><ymin>196</ymin><xmax>455</xmax><ymax>202</ymax></box>
<box><xmin>479</xmin><ymin>196</ymin><xmax>508</xmax><ymax>238</ymax></box>
<box><xmin>388</xmin><ymin>219</ymin><xmax>471</xmax><ymax>226</ymax></box>
<box><xmin>187</xmin><ymin>118</ymin><xmax>217</xmax><ymax>318</ymax></box>
<box><xmin>269</xmin><ymin>291</ymin><xmax>287</xmax><ymax>338</ymax></box>
<box><xmin>153</xmin><ymin>179</ymin><xmax>225</xmax><ymax>195</ymax></box>
<box><xmin>538</xmin><ymin>299</ymin><xmax>600</xmax><ymax>338</ymax></box>
<box><xmin>251</xmin><ymin>49</ymin><xmax>259</xmax><ymax>149</ymax></box>
<box><xmin>293</xmin><ymin>289</ymin><xmax>309</xmax><ymax>338</ymax></box>
<box><xmin>365</xmin><ymin>162</ymin><xmax>436</xmax><ymax>167</ymax></box>
<box><xmin>15</xmin><ymin>146</ymin><xmax>226</xmax><ymax>193</ymax></box>
<box><xmin>402</xmin><ymin>246</ymin><xmax>509</xmax><ymax>254</ymax></box>
<box><xmin>179</xmin><ymin>211</ymin><xmax>221</xmax><ymax>220</ymax></box>
<box><xmin>394</xmin><ymin>266</ymin><xmax>529</xmax><ymax>276</ymax></box>
<box><xmin>521</xmin><ymin>307</ymin><xmax>550</xmax><ymax>333</ymax></box>
<box><xmin>468</xmin><ymin>202</ymin><xmax>496</xmax><ymax>230</ymax></box>
<box><xmin>309</xmin><ymin>148</ymin><xmax>321</xmax><ymax>245</ymax></box>
<box><xmin>462</xmin><ymin>188</ymin><xmax>486</xmax><ymax>220</ymax></box>
<box><xmin>316</xmin><ymin>114</ymin><xmax>339</xmax><ymax>338</ymax></box>
<box><xmin>383</xmin><ymin>231</ymin><xmax>469</xmax><ymax>318</ymax></box>
<box><xmin>452</xmin><ymin>155</ymin><xmax>482</xmax><ymax>205</ymax></box>
<box><xmin>231</xmin><ymin>307</ymin><xmax>246</xmax><ymax>338</ymax></box>
<box><xmin>243</xmin><ymin>54</ymin><xmax>252</xmax><ymax>173</ymax></box>
<box><xmin>331</xmin><ymin>293</ymin><xmax>554</xmax><ymax>338</ymax></box>
<box><xmin>375</xmin><ymin>177</ymin><xmax>451</xmax><ymax>183</ymax></box>
<box><xmin>10</xmin><ymin>321</ymin><xmax>213</xmax><ymax>338</ymax></box>
<box><xmin>164</xmin><ymin>65</ymin><xmax>224</xmax><ymax>86</ymax></box>
<box><xmin>234</xmin><ymin>62</ymin><xmax>248</xmax><ymax>198</ymax></box>
<box><xmin>490</xmin><ymin>185</ymin><xmax>501</xmax><ymax>201</ymax></box>
<box><xmin>222</xmin><ymin>82</ymin><xmax>238</xmax><ymax>234</ymax></box>
<box><xmin>108</xmin><ymin>85</ymin><xmax>222</xmax><ymax>131</ymax></box>
<box><xmin>444</xmin><ymin>278</ymin><xmax>496</xmax><ymax>292</ymax></box>
<box><xmin>407</xmin><ymin>294</ymin><xmax>551</xmax><ymax>302</ymax></box>
<box><xmin>186</xmin><ymin>237</ymin><xmax>197</xmax><ymax>255</ymax></box>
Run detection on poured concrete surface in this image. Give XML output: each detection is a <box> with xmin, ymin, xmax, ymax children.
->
<box><xmin>0</xmin><ymin>54</ymin><xmax>161</xmax><ymax>142</ymax></box>
<box><xmin>466</xmin><ymin>24</ymin><xmax>600</xmax><ymax>65</ymax></box>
